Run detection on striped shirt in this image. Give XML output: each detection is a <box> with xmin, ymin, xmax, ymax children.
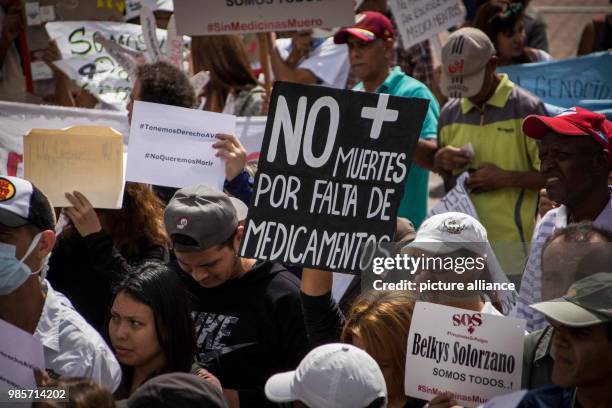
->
<box><xmin>516</xmin><ymin>193</ymin><xmax>612</xmax><ymax>332</ymax></box>
<box><xmin>438</xmin><ymin>75</ymin><xmax>546</xmax><ymax>277</ymax></box>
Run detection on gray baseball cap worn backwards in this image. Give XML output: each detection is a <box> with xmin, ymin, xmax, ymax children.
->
<box><xmin>164</xmin><ymin>185</ymin><xmax>248</xmax><ymax>252</ymax></box>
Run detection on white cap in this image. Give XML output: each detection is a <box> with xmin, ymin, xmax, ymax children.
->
<box><xmin>405</xmin><ymin>212</ymin><xmax>517</xmax><ymax>314</ymax></box>
<box><xmin>406</xmin><ymin>212</ymin><xmax>488</xmax><ymax>255</ymax></box>
<box><xmin>265</xmin><ymin>343</ymin><xmax>387</xmax><ymax>408</ymax></box>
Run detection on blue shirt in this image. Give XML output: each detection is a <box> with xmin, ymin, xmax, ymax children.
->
<box><xmin>518</xmin><ymin>385</ymin><xmax>576</xmax><ymax>408</ymax></box>
<box><xmin>354</xmin><ymin>67</ymin><xmax>440</xmax><ymax>228</ymax></box>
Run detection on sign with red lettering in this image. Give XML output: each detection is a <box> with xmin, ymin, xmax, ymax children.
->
<box><xmin>405</xmin><ymin>302</ymin><xmax>525</xmax><ymax>407</ymax></box>
<box><xmin>173</xmin><ymin>0</ymin><xmax>355</xmax><ymax>35</ymax></box>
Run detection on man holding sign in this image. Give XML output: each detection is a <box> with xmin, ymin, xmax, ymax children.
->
<box><xmin>334</xmin><ymin>11</ymin><xmax>440</xmax><ymax>229</ymax></box>
<box><xmin>239</xmin><ymin>79</ymin><xmax>428</xmax><ymax>273</ymax></box>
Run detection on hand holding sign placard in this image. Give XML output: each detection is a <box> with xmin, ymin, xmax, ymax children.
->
<box><xmin>405</xmin><ymin>302</ymin><xmax>525</xmax><ymax>407</ymax></box>
<box><xmin>126</xmin><ymin>101</ymin><xmax>234</xmax><ymax>191</ymax></box>
<box><xmin>239</xmin><ymin>82</ymin><xmax>428</xmax><ymax>273</ymax></box>
<box><xmin>46</xmin><ymin>20</ymin><xmax>187</xmax><ymax>109</ymax></box>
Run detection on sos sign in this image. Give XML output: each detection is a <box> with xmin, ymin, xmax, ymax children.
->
<box><xmin>452</xmin><ymin>313</ymin><xmax>483</xmax><ymax>328</ymax></box>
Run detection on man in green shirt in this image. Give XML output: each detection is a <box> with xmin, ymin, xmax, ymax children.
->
<box><xmin>334</xmin><ymin>11</ymin><xmax>440</xmax><ymax>229</ymax></box>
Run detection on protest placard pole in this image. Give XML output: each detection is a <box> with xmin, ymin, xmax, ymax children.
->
<box><xmin>430</xmin><ymin>35</ymin><xmax>442</xmax><ymax>67</ymax></box>
<box><xmin>16</xmin><ymin>0</ymin><xmax>33</xmax><ymax>93</ymax></box>
<box><xmin>257</xmin><ymin>34</ymin><xmax>273</xmax><ymax>97</ymax></box>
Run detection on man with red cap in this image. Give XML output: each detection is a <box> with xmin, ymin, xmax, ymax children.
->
<box><xmin>334</xmin><ymin>11</ymin><xmax>440</xmax><ymax>229</ymax></box>
<box><xmin>516</xmin><ymin>107</ymin><xmax>612</xmax><ymax>332</ymax></box>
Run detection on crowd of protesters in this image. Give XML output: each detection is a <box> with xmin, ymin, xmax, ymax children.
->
<box><xmin>1</xmin><ymin>0</ymin><xmax>612</xmax><ymax>407</ymax></box>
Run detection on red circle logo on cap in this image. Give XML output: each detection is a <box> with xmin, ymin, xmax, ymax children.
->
<box><xmin>0</xmin><ymin>178</ymin><xmax>16</xmax><ymax>202</ymax></box>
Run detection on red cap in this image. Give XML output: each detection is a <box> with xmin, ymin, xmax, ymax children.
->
<box><xmin>334</xmin><ymin>11</ymin><xmax>394</xmax><ymax>44</ymax></box>
<box><xmin>523</xmin><ymin>107</ymin><xmax>612</xmax><ymax>157</ymax></box>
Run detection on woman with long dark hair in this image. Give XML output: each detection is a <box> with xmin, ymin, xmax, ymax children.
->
<box><xmin>473</xmin><ymin>1</ymin><xmax>552</xmax><ymax>66</ymax></box>
<box><xmin>48</xmin><ymin>182</ymin><xmax>170</xmax><ymax>335</ymax></box>
<box><xmin>109</xmin><ymin>262</ymin><xmax>196</xmax><ymax>398</ymax></box>
<box><xmin>190</xmin><ymin>35</ymin><xmax>265</xmax><ymax>116</ymax></box>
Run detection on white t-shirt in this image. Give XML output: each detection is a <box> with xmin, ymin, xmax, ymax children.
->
<box><xmin>34</xmin><ymin>281</ymin><xmax>122</xmax><ymax>391</ymax></box>
<box><xmin>276</xmin><ymin>37</ymin><xmax>350</xmax><ymax>89</ymax></box>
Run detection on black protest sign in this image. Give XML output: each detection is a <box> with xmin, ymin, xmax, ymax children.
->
<box><xmin>238</xmin><ymin>81</ymin><xmax>428</xmax><ymax>273</ymax></box>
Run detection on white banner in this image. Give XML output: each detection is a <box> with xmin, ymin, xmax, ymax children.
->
<box><xmin>0</xmin><ymin>101</ymin><xmax>266</xmax><ymax>179</ymax></box>
<box><xmin>0</xmin><ymin>101</ymin><xmax>129</xmax><ymax>177</ymax></box>
<box><xmin>429</xmin><ymin>172</ymin><xmax>479</xmax><ymax>220</ymax></box>
<box><xmin>127</xmin><ymin>101</ymin><xmax>235</xmax><ymax>190</ymax></box>
<box><xmin>405</xmin><ymin>302</ymin><xmax>525</xmax><ymax>407</ymax></box>
<box><xmin>173</xmin><ymin>0</ymin><xmax>354</xmax><ymax>35</ymax></box>
<box><xmin>45</xmin><ymin>21</ymin><xmax>170</xmax><ymax>110</ymax></box>
<box><xmin>389</xmin><ymin>0</ymin><xmax>464</xmax><ymax>49</ymax></box>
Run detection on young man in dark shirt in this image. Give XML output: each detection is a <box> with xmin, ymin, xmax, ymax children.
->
<box><xmin>164</xmin><ymin>185</ymin><xmax>309</xmax><ymax>407</ymax></box>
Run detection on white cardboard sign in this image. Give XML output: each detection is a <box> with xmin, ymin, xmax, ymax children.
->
<box><xmin>405</xmin><ymin>302</ymin><xmax>525</xmax><ymax>407</ymax></box>
<box><xmin>389</xmin><ymin>0</ymin><xmax>464</xmax><ymax>49</ymax></box>
<box><xmin>46</xmin><ymin>21</ymin><xmax>169</xmax><ymax>110</ymax></box>
<box><xmin>127</xmin><ymin>101</ymin><xmax>235</xmax><ymax>190</ymax></box>
<box><xmin>173</xmin><ymin>0</ymin><xmax>354</xmax><ymax>35</ymax></box>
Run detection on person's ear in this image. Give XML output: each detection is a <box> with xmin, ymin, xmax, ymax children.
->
<box><xmin>37</xmin><ymin>230</ymin><xmax>56</xmax><ymax>258</ymax></box>
<box><xmin>488</xmin><ymin>55</ymin><xmax>497</xmax><ymax>73</ymax></box>
<box><xmin>383</xmin><ymin>38</ymin><xmax>394</xmax><ymax>60</ymax></box>
<box><xmin>592</xmin><ymin>150</ymin><xmax>610</xmax><ymax>177</ymax></box>
<box><xmin>233</xmin><ymin>225</ymin><xmax>244</xmax><ymax>252</ymax></box>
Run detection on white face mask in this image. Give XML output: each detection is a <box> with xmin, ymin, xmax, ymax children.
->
<box><xmin>0</xmin><ymin>232</ymin><xmax>43</xmax><ymax>295</ymax></box>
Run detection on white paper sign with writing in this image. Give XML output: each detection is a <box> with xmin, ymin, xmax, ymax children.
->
<box><xmin>405</xmin><ymin>302</ymin><xmax>525</xmax><ymax>407</ymax></box>
<box><xmin>0</xmin><ymin>101</ymin><xmax>264</xmax><ymax>179</ymax></box>
<box><xmin>389</xmin><ymin>0</ymin><xmax>464</xmax><ymax>49</ymax></box>
<box><xmin>127</xmin><ymin>101</ymin><xmax>235</xmax><ymax>190</ymax></box>
<box><xmin>429</xmin><ymin>172</ymin><xmax>479</xmax><ymax>220</ymax></box>
<box><xmin>46</xmin><ymin>21</ymin><xmax>169</xmax><ymax>110</ymax></box>
<box><xmin>0</xmin><ymin>319</ymin><xmax>45</xmax><ymax>390</ymax></box>
<box><xmin>173</xmin><ymin>0</ymin><xmax>354</xmax><ymax>35</ymax></box>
